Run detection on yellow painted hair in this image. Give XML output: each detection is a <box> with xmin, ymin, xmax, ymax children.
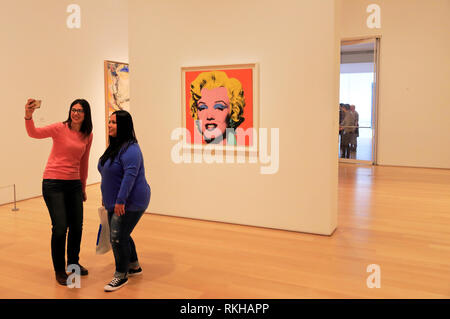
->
<box><xmin>189</xmin><ymin>71</ymin><xmax>245</xmax><ymax>128</ymax></box>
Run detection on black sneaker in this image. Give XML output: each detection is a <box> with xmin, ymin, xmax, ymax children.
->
<box><xmin>104</xmin><ymin>277</ymin><xmax>128</xmax><ymax>292</ymax></box>
<box><xmin>128</xmin><ymin>267</ymin><xmax>143</xmax><ymax>277</ymax></box>
<box><xmin>78</xmin><ymin>264</ymin><xmax>88</xmax><ymax>276</ymax></box>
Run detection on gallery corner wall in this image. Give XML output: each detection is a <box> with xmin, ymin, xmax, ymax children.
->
<box><xmin>0</xmin><ymin>0</ymin><xmax>128</xmax><ymax>205</ymax></box>
<box><xmin>340</xmin><ymin>0</ymin><xmax>450</xmax><ymax>169</ymax></box>
<box><xmin>129</xmin><ymin>0</ymin><xmax>339</xmax><ymax>235</ymax></box>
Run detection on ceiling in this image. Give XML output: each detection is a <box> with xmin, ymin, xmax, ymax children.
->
<box><xmin>341</xmin><ymin>41</ymin><xmax>375</xmax><ymax>53</ymax></box>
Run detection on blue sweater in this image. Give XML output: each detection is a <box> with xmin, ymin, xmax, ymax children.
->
<box><xmin>98</xmin><ymin>143</ymin><xmax>151</xmax><ymax>212</ymax></box>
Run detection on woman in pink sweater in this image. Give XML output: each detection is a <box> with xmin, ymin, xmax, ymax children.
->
<box><xmin>25</xmin><ymin>98</ymin><xmax>93</xmax><ymax>286</ymax></box>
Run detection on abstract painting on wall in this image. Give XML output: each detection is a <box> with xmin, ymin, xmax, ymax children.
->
<box><xmin>104</xmin><ymin>60</ymin><xmax>129</xmax><ymax>140</ymax></box>
<box><xmin>181</xmin><ymin>64</ymin><xmax>258</xmax><ymax>150</ymax></box>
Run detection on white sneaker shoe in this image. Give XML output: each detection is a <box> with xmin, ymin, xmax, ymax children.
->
<box><xmin>104</xmin><ymin>277</ymin><xmax>128</xmax><ymax>292</ymax></box>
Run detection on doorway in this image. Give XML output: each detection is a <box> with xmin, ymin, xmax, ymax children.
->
<box><xmin>339</xmin><ymin>37</ymin><xmax>380</xmax><ymax>164</ymax></box>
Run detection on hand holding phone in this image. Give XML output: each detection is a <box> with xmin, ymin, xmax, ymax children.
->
<box><xmin>27</xmin><ymin>99</ymin><xmax>42</xmax><ymax>109</ymax></box>
<box><xmin>25</xmin><ymin>98</ymin><xmax>41</xmax><ymax>119</ymax></box>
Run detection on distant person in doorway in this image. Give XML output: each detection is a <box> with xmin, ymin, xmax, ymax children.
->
<box><xmin>24</xmin><ymin>98</ymin><xmax>93</xmax><ymax>286</ymax></box>
<box><xmin>349</xmin><ymin>105</ymin><xmax>359</xmax><ymax>159</ymax></box>
<box><xmin>340</xmin><ymin>104</ymin><xmax>355</xmax><ymax>159</ymax></box>
<box><xmin>339</xmin><ymin>103</ymin><xmax>345</xmax><ymax>158</ymax></box>
<box><xmin>98</xmin><ymin>110</ymin><xmax>151</xmax><ymax>292</ymax></box>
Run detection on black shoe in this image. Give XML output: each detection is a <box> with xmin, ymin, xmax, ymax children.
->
<box><xmin>78</xmin><ymin>264</ymin><xmax>89</xmax><ymax>276</ymax></box>
<box><xmin>104</xmin><ymin>277</ymin><xmax>128</xmax><ymax>292</ymax></box>
<box><xmin>68</xmin><ymin>263</ymin><xmax>88</xmax><ymax>276</ymax></box>
<box><xmin>128</xmin><ymin>267</ymin><xmax>143</xmax><ymax>277</ymax></box>
<box><xmin>55</xmin><ymin>271</ymin><xmax>68</xmax><ymax>286</ymax></box>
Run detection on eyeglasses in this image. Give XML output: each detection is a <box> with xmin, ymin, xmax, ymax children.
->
<box><xmin>71</xmin><ymin>109</ymin><xmax>84</xmax><ymax>114</ymax></box>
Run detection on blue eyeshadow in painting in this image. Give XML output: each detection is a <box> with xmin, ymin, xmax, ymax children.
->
<box><xmin>214</xmin><ymin>103</ymin><xmax>227</xmax><ymax>110</ymax></box>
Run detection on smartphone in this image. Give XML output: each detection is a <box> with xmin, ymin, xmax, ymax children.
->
<box><xmin>34</xmin><ymin>100</ymin><xmax>42</xmax><ymax>109</ymax></box>
<box><xmin>28</xmin><ymin>99</ymin><xmax>42</xmax><ymax>109</ymax></box>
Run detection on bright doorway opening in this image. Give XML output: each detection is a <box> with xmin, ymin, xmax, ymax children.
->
<box><xmin>339</xmin><ymin>38</ymin><xmax>380</xmax><ymax>164</ymax></box>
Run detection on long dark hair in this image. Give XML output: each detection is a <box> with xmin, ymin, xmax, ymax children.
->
<box><xmin>63</xmin><ymin>99</ymin><xmax>93</xmax><ymax>136</ymax></box>
<box><xmin>99</xmin><ymin>110</ymin><xmax>138</xmax><ymax>166</ymax></box>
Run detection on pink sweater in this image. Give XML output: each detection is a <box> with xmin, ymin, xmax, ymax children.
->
<box><xmin>25</xmin><ymin>119</ymin><xmax>93</xmax><ymax>193</ymax></box>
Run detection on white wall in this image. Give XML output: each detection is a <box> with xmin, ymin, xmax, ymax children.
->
<box><xmin>129</xmin><ymin>0</ymin><xmax>339</xmax><ymax>235</ymax></box>
<box><xmin>341</xmin><ymin>0</ymin><xmax>450</xmax><ymax>168</ymax></box>
<box><xmin>0</xmin><ymin>0</ymin><xmax>128</xmax><ymax>205</ymax></box>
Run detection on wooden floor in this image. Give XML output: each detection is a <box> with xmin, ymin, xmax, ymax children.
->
<box><xmin>0</xmin><ymin>164</ymin><xmax>449</xmax><ymax>299</ymax></box>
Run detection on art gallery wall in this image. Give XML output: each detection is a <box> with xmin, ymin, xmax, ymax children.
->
<box><xmin>129</xmin><ymin>0</ymin><xmax>340</xmax><ymax>235</ymax></box>
<box><xmin>340</xmin><ymin>0</ymin><xmax>450</xmax><ymax>169</ymax></box>
<box><xmin>0</xmin><ymin>0</ymin><xmax>128</xmax><ymax>205</ymax></box>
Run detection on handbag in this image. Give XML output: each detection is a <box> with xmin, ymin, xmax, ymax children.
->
<box><xmin>96</xmin><ymin>206</ymin><xmax>111</xmax><ymax>254</ymax></box>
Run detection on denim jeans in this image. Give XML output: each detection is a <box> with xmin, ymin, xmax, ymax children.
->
<box><xmin>42</xmin><ymin>179</ymin><xmax>83</xmax><ymax>272</ymax></box>
<box><xmin>108</xmin><ymin>210</ymin><xmax>144</xmax><ymax>279</ymax></box>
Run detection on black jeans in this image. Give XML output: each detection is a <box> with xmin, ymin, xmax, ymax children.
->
<box><xmin>42</xmin><ymin>179</ymin><xmax>84</xmax><ymax>272</ymax></box>
<box><xmin>108</xmin><ymin>210</ymin><xmax>144</xmax><ymax>279</ymax></box>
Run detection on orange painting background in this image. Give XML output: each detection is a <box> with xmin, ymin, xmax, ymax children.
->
<box><xmin>184</xmin><ymin>68</ymin><xmax>254</xmax><ymax>146</ymax></box>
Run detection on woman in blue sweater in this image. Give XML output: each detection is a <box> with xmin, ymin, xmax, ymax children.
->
<box><xmin>98</xmin><ymin>110</ymin><xmax>151</xmax><ymax>292</ymax></box>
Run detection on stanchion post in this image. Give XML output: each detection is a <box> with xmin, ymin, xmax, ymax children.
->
<box><xmin>12</xmin><ymin>184</ymin><xmax>19</xmax><ymax>212</ymax></box>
